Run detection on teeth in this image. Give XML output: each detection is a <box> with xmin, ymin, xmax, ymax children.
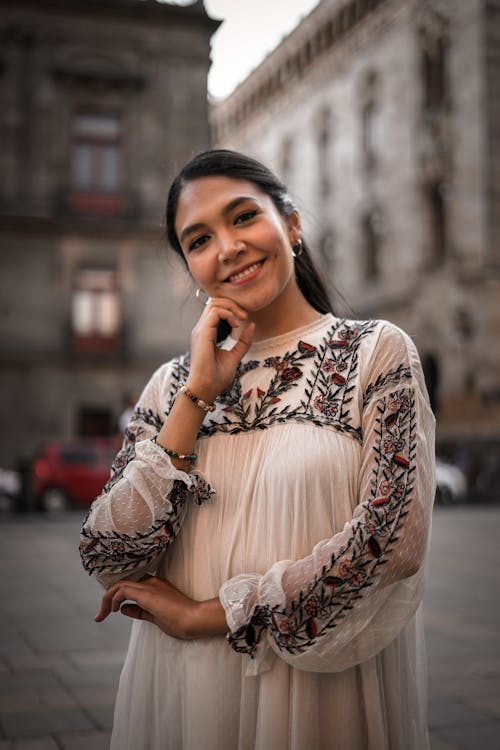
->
<box><xmin>229</xmin><ymin>261</ymin><xmax>262</xmax><ymax>282</ymax></box>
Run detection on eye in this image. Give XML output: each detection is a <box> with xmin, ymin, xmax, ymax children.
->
<box><xmin>234</xmin><ymin>209</ymin><xmax>258</xmax><ymax>225</ymax></box>
<box><xmin>188</xmin><ymin>234</ymin><xmax>210</xmax><ymax>252</ymax></box>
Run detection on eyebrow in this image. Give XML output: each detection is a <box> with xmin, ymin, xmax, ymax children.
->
<box><xmin>179</xmin><ymin>195</ymin><xmax>257</xmax><ymax>244</ymax></box>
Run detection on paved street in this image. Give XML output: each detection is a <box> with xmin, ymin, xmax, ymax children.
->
<box><xmin>0</xmin><ymin>506</ymin><xmax>499</xmax><ymax>750</ymax></box>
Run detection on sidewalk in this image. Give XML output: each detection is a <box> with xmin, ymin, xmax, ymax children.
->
<box><xmin>0</xmin><ymin>506</ymin><xmax>499</xmax><ymax>749</ymax></box>
<box><xmin>424</xmin><ymin>507</ymin><xmax>500</xmax><ymax>750</ymax></box>
<box><xmin>0</xmin><ymin>513</ymin><xmax>129</xmax><ymax>749</ymax></box>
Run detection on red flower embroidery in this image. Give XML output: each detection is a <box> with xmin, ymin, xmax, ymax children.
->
<box><xmin>332</xmin><ymin>372</ymin><xmax>347</xmax><ymax>386</ymax></box>
<box><xmin>280</xmin><ymin>366</ymin><xmax>302</xmax><ymax>382</ymax></box>
<box><xmin>298</xmin><ymin>340</ymin><xmax>317</xmax><ymax>355</ymax></box>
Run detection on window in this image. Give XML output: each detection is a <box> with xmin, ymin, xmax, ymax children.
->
<box><xmin>362</xmin><ymin>210</ymin><xmax>384</xmax><ymax>280</ymax></box>
<box><xmin>69</xmin><ymin>112</ymin><xmax>124</xmax><ymax>215</ymax></box>
<box><xmin>362</xmin><ymin>100</ymin><xmax>376</xmax><ymax>166</ymax></box>
<box><xmin>419</xmin><ymin>12</ymin><xmax>448</xmax><ymax>112</ymax></box>
<box><xmin>360</xmin><ymin>71</ymin><xmax>380</xmax><ymax>171</ymax></box>
<box><xmin>426</xmin><ymin>181</ymin><xmax>447</xmax><ymax>266</ymax></box>
<box><xmin>317</xmin><ymin>108</ymin><xmax>332</xmax><ymax>197</ymax></box>
<box><xmin>280</xmin><ymin>136</ymin><xmax>294</xmax><ymax>182</ymax></box>
<box><xmin>422</xmin><ymin>37</ymin><xmax>446</xmax><ymax>110</ymax></box>
<box><xmin>319</xmin><ymin>229</ymin><xmax>335</xmax><ymax>271</ymax></box>
<box><xmin>71</xmin><ymin>268</ymin><xmax>122</xmax><ymax>353</ymax></box>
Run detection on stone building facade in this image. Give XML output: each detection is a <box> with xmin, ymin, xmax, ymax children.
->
<box><xmin>0</xmin><ymin>0</ymin><xmax>219</xmax><ymax>468</ymax></box>
<box><xmin>211</xmin><ymin>0</ymin><xmax>500</xmax><ymax>456</ymax></box>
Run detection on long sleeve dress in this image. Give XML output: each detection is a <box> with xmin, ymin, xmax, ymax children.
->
<box><xmin>80</xmin><ymin>314</ymin><xmax>436</xmax><ymax>750</ymax></box>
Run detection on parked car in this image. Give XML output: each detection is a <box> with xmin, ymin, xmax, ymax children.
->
<box><xmin>435</xmin><ymin>458</ymin><xmax>467</xmax><ymax>505</ymax></box>
<box><xmin>32</xmin><ymin>438</ymin><xmax>116</xmax><ymax>512</ymax></box>
<box><xmin>0</xmin><ymin>467</ymin><xmax>21</xmax><ymax>512</ymax></box>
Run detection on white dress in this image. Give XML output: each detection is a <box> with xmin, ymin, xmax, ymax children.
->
<box><xmin>80</xmin><ymin>314</ymin><xmax>436</xmax><ymax>750</ymax></box>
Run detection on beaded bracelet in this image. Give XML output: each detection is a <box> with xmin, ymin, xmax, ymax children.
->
<box><xmin>152</xmin><ymin>436</ymin><xmax>197</xmax><ymax>463</ymax></box>
<box><xmin>178</xmin><ymin>382</ymin><xmax>216</xmax><ymax>413</ymax></box>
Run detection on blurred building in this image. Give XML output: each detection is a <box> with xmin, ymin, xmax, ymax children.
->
<box><xmin>0</xmin><ymin>0</ymin><xmax>219</xmax><ymax>468</ymax></box>
<box><xmin>212</xmin><ymin>0</ymin><xmax>500</xmax><ymax>457</ymax></box>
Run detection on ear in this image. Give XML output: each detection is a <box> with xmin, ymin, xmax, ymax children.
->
<box><xmin>286</xmin><ymin>210</ymin><xmax>302</xmax><ymax>245</ymax></box>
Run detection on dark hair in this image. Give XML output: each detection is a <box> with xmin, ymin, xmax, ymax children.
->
<box><xmin>166</xmin><ymin>149</ymin><xmax>334</xmax><ymax>330</ymax></box>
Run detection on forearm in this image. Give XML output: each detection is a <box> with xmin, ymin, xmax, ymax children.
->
<box><xmin>155</xmin><ymin>384</ymin><xmax>210</xmax><ymax>472</ymax></box>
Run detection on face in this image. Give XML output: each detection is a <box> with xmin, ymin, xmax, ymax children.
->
<box><xmin>174</xmin><ymin>176</ymin><xmax>302</xmax><ymax>315</ymax></box>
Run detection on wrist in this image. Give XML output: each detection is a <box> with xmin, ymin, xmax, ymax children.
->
<box><xmin>182</xmin><ymin>380</ymin><xmax>219</xmax><ymax>409</ymax></box>
<box><xmin>186</xmin><ymin>598</ymin><xmax>228</xmax><ymax>638</ymax></box>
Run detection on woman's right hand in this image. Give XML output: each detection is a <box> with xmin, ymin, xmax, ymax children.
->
<box><xmin>186</xmin><ymin>297</ymin><xmax>255</xmax><ymax>403</ymax></box>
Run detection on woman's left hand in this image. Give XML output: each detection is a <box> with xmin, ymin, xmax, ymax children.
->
<box><xmin>95</xmin><ymin>576</ymin><xmax>198</xmax><ymax>639</ymax></box>
<box><xmin>94</xmin><ymin>576</ymin><xmax>228</xmax><ymax>640</ymax></box>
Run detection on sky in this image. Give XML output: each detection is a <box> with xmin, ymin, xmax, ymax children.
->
<box><xmin>166</xmin><ymin>0</ymin><xmax>322</xmax><ymax>99</ymax></box>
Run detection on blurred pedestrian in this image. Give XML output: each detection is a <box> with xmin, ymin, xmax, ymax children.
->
<box><xmin>80</xmin><ymin>150</ymin><xmax>436</xmax><ymax>750</ymax></box>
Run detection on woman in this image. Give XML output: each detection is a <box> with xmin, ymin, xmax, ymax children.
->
<box><xmin>80</xmin><ymin>149</ymin><xmax>435</xmax><ymax>750</ymax></box>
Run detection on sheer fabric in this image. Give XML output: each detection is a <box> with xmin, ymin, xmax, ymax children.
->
<box><xmin>80</xmin><ymin>314</ymin><xmax>435</xmax><ymax>750</ymax></box>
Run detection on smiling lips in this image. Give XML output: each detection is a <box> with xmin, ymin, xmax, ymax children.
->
<box><xmin>226</xmin><ymin>259</ymin><xmax>265</xmax><ymax>285</ymax></box>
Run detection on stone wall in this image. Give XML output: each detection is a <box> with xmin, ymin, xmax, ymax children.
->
<box><xmin>0</xmin><ymin>0</ymin><xmax>218</xmax><ymax>467</ymax></box>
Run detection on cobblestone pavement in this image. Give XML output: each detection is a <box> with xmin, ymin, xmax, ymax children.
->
<box><xmin>0</xmin><ymin>506</ymin><xmax>499</xmax><ymax>749</ymax></box>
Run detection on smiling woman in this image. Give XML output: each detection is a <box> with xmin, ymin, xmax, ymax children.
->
<box><xmin>80</xmin><ymin>149</ymin><xmax>436</xmax><ymax>750</ymax></box>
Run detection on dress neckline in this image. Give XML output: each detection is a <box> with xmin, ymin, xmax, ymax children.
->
<box><xmin>241</xmin><ymin>313</ymin><xmax>335</xmax><ymax>356</ymax></box>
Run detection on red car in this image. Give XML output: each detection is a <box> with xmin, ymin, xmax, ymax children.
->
<box><xmin>32</xmin><ymin>438</ymin><xmax>116</xmax><ymax>512</ymax></box>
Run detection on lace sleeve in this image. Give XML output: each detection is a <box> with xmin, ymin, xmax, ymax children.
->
<box><xmin>219</xmin><ymin>324</ymin><xmax>435</xmax><ymax>673</ymax></box>
<box><xmin>79</xmin><ymin>363</ymin><xmax>214</xmax><ymax>589</ymax></box>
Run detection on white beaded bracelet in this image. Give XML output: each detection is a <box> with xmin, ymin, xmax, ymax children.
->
<box><xmin>178</xmin><ymin>382</ymin><xmax>216</xmax><ymax>413</ymax></box>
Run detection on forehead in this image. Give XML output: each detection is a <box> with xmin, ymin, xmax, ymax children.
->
<box><xmin>175</xmin><ymin>176</ymin><xmax>270</xmax><ymax>230</ymax></box>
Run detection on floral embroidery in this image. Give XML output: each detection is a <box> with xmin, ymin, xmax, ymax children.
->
<box><xmin>227</xmin><ymin>386</ymin><xmax>417</xmax><ymax>658</ymax></box>
<box><xmin>80</xmin><ymin>480</ymin><xmax>187</xmax><ymax>576</ymax></box>
<box><xmin>80</xmin><ymin>473</ymin><xmax>214</xmax><ymax>576</ymax></box>
<box><xmin>103</xmin><ymin>407</ymin><xmax>165</xmax><ymax>494</ymax></box>
<box><xmin>166</xmin><ymin>320</ymin><xmax>376</xmax><ymax>442</ymax></box>
<box><xmin>363</xmin><ymin>364</ymin><xmax>412</xmax><ymax>408</ymax></box>
<box><xmin>81</xmin><ymin>400</ymin><xmax>215</xmax><ymax>577</ymax></box>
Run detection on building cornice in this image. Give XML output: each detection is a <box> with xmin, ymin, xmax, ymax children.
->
<box><xmin>0</xmin><ymin>0</ymin><xmax>220</xmax><ymax>33</ymax></box>
<box><xmin>212</xmin><ymin>0</ymin><xmax>395</xmax><ymax>138</ymax></box>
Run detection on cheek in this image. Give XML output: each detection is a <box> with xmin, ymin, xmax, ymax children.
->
<box><xmin>186</xmin><ymin>256</ymin><xmax>210</xmax><ymax>285</ymax></box>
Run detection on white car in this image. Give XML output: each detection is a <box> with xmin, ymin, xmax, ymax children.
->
<box><xmin>0</xmin><ymin>468</ymin><xmax>21</xmax><ymax>512</ymax></box>
<box><xmin>435</xmin><ymin>459</ymin><xmax>467</xmax><ymax>505</ymax></box>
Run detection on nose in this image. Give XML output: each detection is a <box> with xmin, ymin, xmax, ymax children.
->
<box><xmin>217</xmin><ymin>231</ymin><xmax>245</xmax><ymax>263</ymax></box>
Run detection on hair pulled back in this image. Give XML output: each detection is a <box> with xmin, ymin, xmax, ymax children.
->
<box><xmin>166</xmin><ymin>149</ymin><xmax>333</xmax><ymax>316</ymax></box>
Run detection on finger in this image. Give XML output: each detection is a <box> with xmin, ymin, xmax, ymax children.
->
<box><xmin>229</xmin><ymin>321</ymin><xmax>255</xmax><ymax>360</ymax></box>
<box><xmin>199</xmin><ymin>306</ymin><xmax>243</xmax><ymax>337</ymax></box>
<box><xmin>95</xmin><ymin>582</ymin><xmax>122</xmax><ymax>622</ymax></box>
<box><xmin>205</xmin><ymin>298</ymin><xmax>248</xmax><ymax>320</ymax></box>
<box><xmin>120</xmin><ymin>602</ymin><xmax>155</xmax><ymax>623</ymax></box>
<box><xmin>95</xmin><ymin>581</ymin><xmax>140</xmax><ymax>621</ymax></box>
